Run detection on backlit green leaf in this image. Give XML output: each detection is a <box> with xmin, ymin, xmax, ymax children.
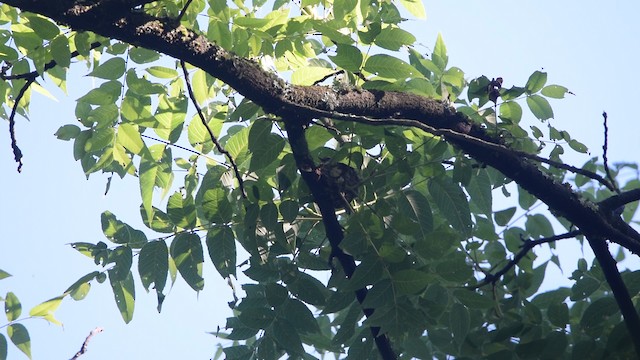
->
<box><xmin>526</xmin><ymin>94</ymin><xmax>554</xmax><ymax>120</ymax></box>
<box><xmin>108</xmin><ymin>269</ymin><xmax>135</xmax><ymax>323</ymax></box>
<box><xmin>364</xmin><ymin>54</ymin><xmax>419</xmax><ymax>79</ymax></box>
<box><xmin>525</xmin><ymin>70</ymin><xmax>547</xmax><ymax>93</ymax></box>
<box><xmin>7</xmin><ymin>324</ymin><xmax>30</xmax><ymax>359</ymax></box>
<box><xmin>170</xmin><ymin>233</ymin><xmax>204</xmax><ymax>291</ymax></box>
<box><xmin>4</xmin><ymin>292</ymin><xmax>21</xmax><ymax>321</ymax></box>
<box><xmin>206</xmin><ymin>226</ymin><xmax>236</xmax><ymax>278</ymax></box>
<box><xmin>88</xmin><ymin>58</ymin><xmax>126</xmax><ymax>80</ymax></box>
<box><xmin>138</xmin><ymin>240</ymin><xmax>168</xmax><ymax>293</ymax></box>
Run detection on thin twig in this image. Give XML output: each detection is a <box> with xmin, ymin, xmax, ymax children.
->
<box><xmin>602</xmin><ymin>111</ymin><xmax>619</xmax><ymax>193</ymax></box>
<box><xmin>179</xmin><ymin>60</ymin><xmax>246</xmax><ymax>198</ymax></box>
<box><xmin>70</xmin><ymin>327</ymin><xmax>104</xmax><ymax>360</ymax></box>
<box><xmin>470</xmin><ymin>230</ymin><xmax>581</xmax><ymax>289</ymax></box>
<box><xmin>176</xmin><ymin>0</ymin><xmax>193</xmax><ymax>23</ymax></box>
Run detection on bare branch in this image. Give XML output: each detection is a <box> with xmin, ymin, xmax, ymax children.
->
<box><xmin>70</xmin><ymin>327</ymin><xmax>104</xmax><ymax>360</ymax></box>
<box><xmin>601</xmin><ymin>111</ymin><xmax>619</xmax><ymax>193</ymax></box>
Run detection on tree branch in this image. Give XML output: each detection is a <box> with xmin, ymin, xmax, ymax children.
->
<box><xmin>587</xmin><ymin>236</ymin><xmax>640</xmax><ymax>357</ymax></box>
<box><xmin>283</xmin><ymin>118</ymin><xmax>396</xmax><ymax>360</ymax></box>
<box><xmin>472</xmin><ymin>230</ymin><xmax>581</xmax><ymax>289</ymax></box>
<box><xmin>70</xmin><ymin>327</ymin><xmax>103</xmax><ymax>360</ymax></box>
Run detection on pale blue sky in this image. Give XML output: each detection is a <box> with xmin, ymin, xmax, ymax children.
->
<box><xmin>1</xmin><ymin>1</ymin><xmax>639</xmax><ymax>359</ymax></box>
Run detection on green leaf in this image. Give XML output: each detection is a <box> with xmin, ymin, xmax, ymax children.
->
<box><xmin>541</xmin><ymin>84</ymin><xmax>569</xmax><ymax>98</ymax></box>
<box><xmin>50</xmin><ymin>34</ymin><xmax>70</xmax><ymax>68</ymax></box>
<box><xmin>248</xmin><ymin>120</ymin><xmax>285</xmax><ymax>171</ymax></box>
<box><xmin>345</xmin><ymin>255</ymin><xmax>384</xmax><ymax>291</ymax></box>
<box><xmin>329</xmin><ymin>44</ymin><xmax>363</xmax><ymax>72</ymax></box>
<box><xmin>196</xmin><ymin>168</ymin><xmax>233</xmax><ymax>224</ymax></box>
<box><xmin>108</xmin><ymin>270</ymin><xmax>135</xmax><ymax>323</ymax></box>
<box><xmin>129</xmin><ymin>47</ymin><xmax>160</xmax><ymax>64</ymax></box>
<box><xmin>374</xmin><ymin>26</ymin><xmax>416</xmax><ymax>50</ymax></box>
<box><xmin>393</xmin><ymin>269</ymin><xmax>431</xmax><ymax>294</ymax></box>
<box><xmin>432</xmin><ymin>33</ymin><xmax>448</xmax><ymax>71</ymax></box>
<box><xmin>77</xmin><ymin>80</ymin><xmax>121</xmax><ymax>105</ymax></box>
<box><xmin>4</xmin><ymin>292</ymin><xmax>21</xmax><ymax>321</ymax></box>
<box><xmin>7</xmin><ymin>324</ymin><xmax>30</xmax><ymax>359</ymax></box>
<box><xmin>29</xmin><ymin>295</ymin><xmax>64</xmax><ymax>323</ymax></box>
<box><xmin>285</xmin><ymin>272</ymin><xmax>327</xmax><ymax>306</ymax></box>
<box><xmin>525</xmin><ymin>213</ymin><xmax>555</xmax><ymax>238</ymax></box>
<box><xmin>101</xmin><ymin>210</ymin><xmax>148</xmax><ymax>248</ymax></box>
<box><xmin>116</xmin><ymin>123</ymin><xmax>145</xmax><ymax>155</ymax></box>
<box><xmin>0</xmin><ymin>334</ymin><xmax>6</xmax><ymax>360</ymax></box>
<box><xmin>364</xmin><ymin>54</ymin><xmax>420</xmax><ymax>79</ymax></box>
<box><xmin>146</xmin><ymin>66</ymin><xmax>178</xmax><ymax>79</ymax></box>
<box><xmin>272</xmin><ymin>318</ymin><xmax>304</xmax><ymax>355</ymax></box>
<box><xmin>452</xmin><ymin>289</ymin><xmax>494</xmax><ymax>309</ymax></box>
<box><xmin>167</xmin><ymin>192</ymin><xmax>197</xmax><ymax>229</ymax></box>
<box><xmin>428</xmin><ymin>178</ymin><xmax>472</xmax><ymax>236</ymax></box>
<box><xmin>526</xmin><ymin>94</ymin><xmax>554</xmax><ymax>120</ymax></box>
<box><xmin>26</xmin><ymin>14</ymin><xmax>59</xmax><ymax>39</ymax></box>
<box><xmin>399</xmin><ymin>0</ymin><xmax>426</xmax><ymax>18</ymax></box>
<box><xmin>0</xmin><ymin>270</ymin><xmax>11</xmax><ymax>280</ymax></box>
<box><xmin>466</xmin><ymin>169</ymin><xmax>492</xmax><ymax>217</ymax></box>
<box><xmin>170</xmin><ymin>233</ymin><xmax>204</xmax><ymax>291</ymax></box>
<box><xmin>499</xmin><ymin>101</ymin><xmax>522</xmax><ymax>123</ymax></box>
<box><xmin>138</xmin><ymin>240</ymin><xmax>168</xmax><ymax>293</ymax></box>
<box><xmin>494</xmin><ymin>207</ymin><xmax>516</xmax><ymax>227</ymax></box>
<box><xmin>568</xmin><ymin>139</ymin><xmax>588</xmax><ymax>153</ymax></box>
<box><xmin>54</xmin><ymin>124</ymin><xmax>81</xmax><ymax>140</ymax></box>
<box><xmin>449</xmin><ymin>303</ymin><xmax>470</xmax><ymax>347</ymax></box>
<box><xmin>277</xmin><ymin>298</ymin><xmax>320</xmax><ymax>334</ymax></box>
<box><xmin>291</xmin><ymin>66</ymin><xmax>335</xmax><ymax>85</ymax></box>
<box><xmin>88</xmin><ymin>58</ymin><xmax>126</xmax><ymax>80</ymax></box>
<box><xmin>206</xmin><ymin>226</ymin><xmax>237</xmax><ymax>278</ymax></box>
<box><xmin>580</xmin><ymin>297</ymin><xmax>618</xmax><ymax>336</ymax></box>
<box><xmin>397</xmin><ymin>190</ymin><xmax>433</xmax><ymax>237</ymax></box>
<box><xmin>570</xmin><ymin>276</ymin><xmax>600</xmax><ymax>301</ymax></box>
<box><xmin>65</xmin><ymin>271</ymin><xmax>100</xmax><ymax>301</ymax></box>
<box><xmin>525</xmin><ymin>70</ymin><xmax>547</xmax><ymax>93</ymax></box>
<box><xmin>547</xmin><ymin>302</ymin><xmax>569</xmax><ymax>328</ymax></box>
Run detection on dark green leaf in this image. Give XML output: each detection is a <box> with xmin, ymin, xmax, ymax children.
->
<box><xmin>449</xmin><ymin>303</ymin><xmax>470</xmax><ymax>347</ymax></box>
<box><xmin>393</xmin><ymin>269</ymin><xmax>431</xmax><ymax>294</ymax></box>
<box><xmin>580</xmin><ymin>297</ymin><xmax>618</xmax><ymax>336</ymax></box>
<box><xmin>138</xmin><ymin>240</ymin><xmax>168</xmax><ymax>293</ymax></box>
<box><xmin>108</xmin><ymin>270</ymin><xmax>135</xmax><ymax>323</ymax></box>
<box><xmin>7</xmin><ymin>324</ymin><xmax>30</xmax><ymax>359</ymax></box>
<box><xmin>248</xmin><ymin>120</ymin><xmax>285</xmax><ymax>171</ymax></box>
<box><xmin>170</xmin><ymin>233</ymin><xmax>204</xmax><ymax>291</ymax></box>
<box><xmin>4</xmin><ymin>292</ymin><xmax>21</xmax><ymax>321</ymax></box>
<box><xmin>206</xmin><ymin>226</ymin><xmax>237</xmax><ymax>278</ymax></box>
<box><xmin>429</xmin><ymin>178</ymin><xmax>472</xmax><ymax>236</ymax></box>
<box><xmin>453</xmin><ymin>289</ymin><xmax>494</xmax><ymax>309</ymax></box>
<box><xmin>0</xmin><ymin>333</ymin><xmax>6</xmax><ymax>360</ymax></box>
<box><xmin>272</xmin><ymin>318</ymin><xmax>304</xmax><ymax>355</ymax></box>
<box><xmin>278</xmin><ymin>298</ymin><xmax>320</xmax><ymax>334</ymax></box>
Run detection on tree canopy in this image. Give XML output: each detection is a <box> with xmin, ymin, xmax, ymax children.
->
<box><xmin>1</xmin><ymin>1</ymin><xmax>640</xmax><ymax>359</ymax></box>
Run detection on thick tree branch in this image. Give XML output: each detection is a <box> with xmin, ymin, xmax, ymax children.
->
<box><xmin>587</xmin><ymin>236</ymin><xmax>640</xmax><ymax>356</ymax></box>
<box><xmin>5</xmin><ymin>0</ymin><xmax>640</xmax><ymax>251</ymax></box>
<box><xmin>283</xmin><ymin>118</ymin><xmax>396</xmax><ymax>360</ymax></box>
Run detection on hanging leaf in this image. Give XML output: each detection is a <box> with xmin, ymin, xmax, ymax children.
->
<box><xmin>7</xmin><ymin>324</ymin><xmax>30</xmax><ymax>359</ymax></box>
<box><xmin>206</xmin><ymin>226</ymin><xmax>237</xmax><ymax>278</ymax></box>
<box><xmin>428</xmin><ymin>178</ymin><xmax>472</xmax><ymax>236</ymax></box>
<box><xmin>108</xmin><ymin>270</ymin><xmax>135</xmax><ymax>323</ymax></box>
<box><xmin>170</xmin><ymin>233</ymin><xmax>204</xmax><ymax>291</ymax></box>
